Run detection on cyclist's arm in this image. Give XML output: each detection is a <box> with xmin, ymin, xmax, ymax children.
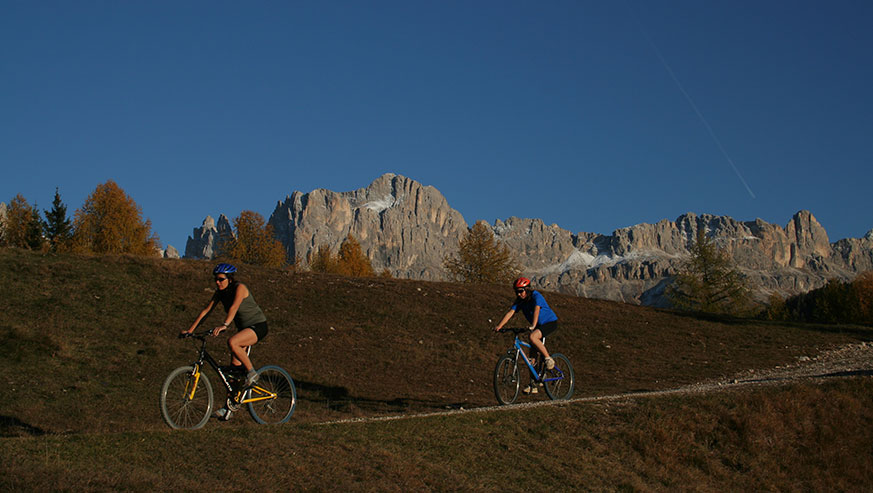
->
<box><xmin>494</xmin><ymin>309</ymin><xmax>516</xmax><ymax>332</ymax></box>
<box><xmin>529</xmin><ymin>305</ymin><xmax>541</xmax><ymax>331</ymax></box>
<box><xmin>185</xmin><ymin>297</ymin><xmax>217</xmax><ymax>335</ymax></box>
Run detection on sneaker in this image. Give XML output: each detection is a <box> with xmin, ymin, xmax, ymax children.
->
<box><xmin>245</xmin><ymin>369</ymin><xmax>259</xmax><ymax>387</ymax></box>
<box><xmin>213</xmin><ymin>407</ymin><xmax>233</xmax><ymax>421</ymax></box>
<box><xmin>523</xmin><ymin>385</ymin><xmax>539</xmax><ymax>395</ymax></box>
<box><xmin>545</xmin><ymin>357</ymin><xmax>555</xmax><ymax>370</ymax></box>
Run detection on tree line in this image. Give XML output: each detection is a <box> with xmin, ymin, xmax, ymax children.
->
<box><xmin>765</xmin><ymin>272</ymin><xmax>873</xmax><ymax>326</ymax></box>
<box><xmin>1</xmin><ymin>181</ymin><xmax>159</xmax><ymax>255</ymax></box>
<box><xmin>0</xmin><ymin>180</ymin><xmax>380</xmax><ymax>277</ymax></box>
<box><xmin>5</xmin><ymin>182</ymin><xmax>870</xmax><ymax>322</ymax></box>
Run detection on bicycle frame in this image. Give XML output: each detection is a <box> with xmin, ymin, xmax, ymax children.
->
<box><xmin>186</xmin><ymin>334</ymin><xmax>277</xmax><ymax>405</ymax></box>
<box><xmin>507</xmin><ymin>333</ymin><xmax>565</xmax><ymax>384</ymax></box>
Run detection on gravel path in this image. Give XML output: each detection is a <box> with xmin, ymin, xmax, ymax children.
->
<box><xmin>320</xmin><ymin>342</ymin><xmax>873</xmax><ymax>425</ymax></box>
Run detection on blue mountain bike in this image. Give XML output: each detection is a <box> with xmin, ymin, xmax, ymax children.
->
<box><xmin>494</xmin><ymin>327</ymin><xmax>574</xmax><ymax>405</ymax></box>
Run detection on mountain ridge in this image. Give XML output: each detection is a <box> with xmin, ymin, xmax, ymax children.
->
<box><xmin>183</xmin><ymin>173</ymin><xmax>873</xmax><ymax>306</ymax></box>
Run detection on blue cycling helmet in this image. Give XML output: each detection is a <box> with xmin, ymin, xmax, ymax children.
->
<box><xmin>213</xmin><ymin>263</ymin><xmax>237</xmax><ymax>275</ymax></box>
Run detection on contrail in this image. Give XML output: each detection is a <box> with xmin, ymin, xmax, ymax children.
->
<box><xmin>627</xmin><ymin>5</ymin><xmax>756</xmax><ymax>199</ymax></box>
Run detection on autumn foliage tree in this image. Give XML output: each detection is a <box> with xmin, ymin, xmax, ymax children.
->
<box><xmin>308</xmin><ymin>234</ymin><xmax>375</xmax><ymax>277</ymax></box>
<box><xmin>443</xmin><ymin>221</ymin><xmax>518</xmax><ymax>283</ymax></box>
<box><xmin>776</xmin><ymin>271</ymin><xmax>873</xmax><ymax>326</ymax></box>
<box><xmin>71</xmin><ymin>180</ymin><xmax>160</xmax><ymax>256</ymax></box>
<box><xmin>1</xmin><ymin>194</ymin><xmax>45</xmax><ymax>250</ymax></box>
<box><xmin>337</xmin><ymin>234</ymin><xmax>374</xmax><ymax>277</ymax></box>
<box><xmin>854</xmin><ymin>271</ymin><xmax>873</xmax><ymax>325</ymax></box>
<box><xmin>220</xmin><ymin>210</ymin><xmax>287</xmax><ymax>268</ymax></box>
<box><xmin>309</xmin><ymin>245</ymin><xmax>339</xmax><ymax>274</ymax></box>
<box><xmin>667</xmin><ymin>228</ymin><xmax>752</xmax><ymax>315</ymax></box>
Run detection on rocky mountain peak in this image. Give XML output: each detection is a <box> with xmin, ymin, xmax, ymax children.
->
<box><xmin>184</xmin><ymin>214</ymin><xmax>233</xmax><ymax>259</ymax></box>
<box><xmin>182</xmin><ymin>174</ymin><xmax>873</xmax><ymax>306</ymax></box>
<box><xmin>268</xmin><ymin>173</ymin><xmax>468</xmax><ymax>279</ymax></box>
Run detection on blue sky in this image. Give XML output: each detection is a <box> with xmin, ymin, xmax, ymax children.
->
<box><xmin>3</xmin><ymin>1</ymin><xmax>871</xmax><ymax>251</ymax></box>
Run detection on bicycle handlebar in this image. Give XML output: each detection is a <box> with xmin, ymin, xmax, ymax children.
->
<box><xmin>497</xmin><ymin>327</ymin><xmax>530</xmax><ymax>335</ymax></box>
<box><xmin>178</xmin><ymin>331</ymin><xmax>213</xmax><ymax>340</ymax></box>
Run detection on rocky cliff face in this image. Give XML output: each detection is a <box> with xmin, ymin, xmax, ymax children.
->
<box><xmin>267</xmin><ymin>173</ymin><xmax>468</xmax><ymax>280</ymax></box>
<box><xmin>498</xmin><ymin>211</ymin><xmax>873</xmax><ymax>306</ymax></box>
<box><xmin>184</xmin><ymin>215</ymin><xmax>233</xmax><ymax>260</ymax></box>
<box><xmin>184</xmin><ymin>174</ymin><xmax>873</xmax><ymax>306</ymax></box>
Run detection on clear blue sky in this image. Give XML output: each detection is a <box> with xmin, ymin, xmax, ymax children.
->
<box><xmin>3</xmin><ymin>1</ymin><xmax>871</xmax><ymax>251</ymax></box>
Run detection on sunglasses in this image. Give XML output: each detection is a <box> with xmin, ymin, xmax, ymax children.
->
<box><xmin>515</xmin><ymin>289</ymin><xmax>526</xmax><ymax>294</ymax></box>
<box><xmin>214</xmin><ymin>277</ymin><xmax>229</xmax><ymax>282</ymax></box>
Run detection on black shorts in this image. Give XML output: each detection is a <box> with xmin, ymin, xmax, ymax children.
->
<box><xmin>536</xmin><ymin>321</ymin><xmax>558</xmax><ymax>338</ymax></box>
<box><xmin>242</xmin><ymin>321</ymin><xmax>268</xmax><ymax>342</ymax></box>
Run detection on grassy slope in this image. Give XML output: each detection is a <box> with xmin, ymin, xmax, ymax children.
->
<box><xmin>1</xmin><ymin>249</ymin><xmax>871</xmax><ymax>490</ymax></box>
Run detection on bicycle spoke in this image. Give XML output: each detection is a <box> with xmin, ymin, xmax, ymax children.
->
<box><xmin>247</xmin><ymin>366</ymin><xmax>296</xmax><ymax>424</ymax></box>
<box><xmin>494</xmin><ymin>354</ymin><xmax>521</xmax><ymax>405</ymax></box>
<box><xmin>543</xmin><ymin>354</ymin><xmax>574</xmax><ymax>401</ymax></box>
<box><xmin>160</xmin><ymin>366</ymin><xmax>213</xmax><ymax>430</ymax></box>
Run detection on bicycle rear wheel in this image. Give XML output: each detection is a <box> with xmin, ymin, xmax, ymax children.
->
<box><xmin>493</xmin><ymin>354</ymin><xmax>521</xmax><ymax>405</ymax></box>
<box><xmin>160</xmin><ymin>365</ymin><xmax>214</xmax><ymax>430</ymax></box>
<box><xmin>543</xmin><ymin>353</ymin><xmax>574</xmax><ymax>401</ymax></box>
<box><xmin>247</xmin><ymin>365</ymin><xmax>296</xmax><ymax>424</ymax></box>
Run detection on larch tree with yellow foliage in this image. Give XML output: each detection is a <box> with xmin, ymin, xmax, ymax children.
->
<box><xmin>308</xmin><ymin>234</ymin><xmax>375</xmax><ymax>277</ymax></box>
<box><xmin>71</xmin><ymin>181</ymin><xmax>160</xmax><ymax>256</ymax></box>
<box><xmin>337</xmin><ymin>234</ymin><xmax>374</xmax><ymax>277</ymax></box>
<box><xmin>443</xmin><ymin>221</ymin><xmax>518</xmax><ymax>283</ymax></box>
<box><xmin>221</xmin><ymin>210</ymin><xmax>287</xmax><ymax>268</ymax></box>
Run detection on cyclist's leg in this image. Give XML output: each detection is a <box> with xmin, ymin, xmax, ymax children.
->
<box><xmin>228</xmin><ymin>328</ymin><xmax>258</xmax><ymax>371</ymax></box>
<box><xmin>529</xmin><ymin>329</ymin><xmax>551</xmax><ymax>362</ymax></box>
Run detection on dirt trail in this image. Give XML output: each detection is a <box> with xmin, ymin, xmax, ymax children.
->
<box><xmin>320</xmin><ymin>342</ymin><xmax>873</xmax><ymax>425</ymax></box>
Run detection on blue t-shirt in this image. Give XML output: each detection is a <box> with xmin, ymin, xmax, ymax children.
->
<box><xmin>511</xmin><ymin>290</ymin><xmax>558</xmax><ymax>326</ymax></box>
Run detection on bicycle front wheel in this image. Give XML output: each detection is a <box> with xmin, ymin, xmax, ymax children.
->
<box><xmin>543</xmin><ymin>353</ymin><xmax>574</xmax><ymax>401</ymax></box>
<box><xmin>160</xmin><ymin>365</ymin><xmax>214</xmax><ymax>430</ymax></box>
<box><xmin>493</xmin><ymin>354</ymin><xmax>521</xmax><ymax>405</ymax></box>
<box><xmin>247</xmin><ymin>365</ymin><xmax>297</xmax><ymax>424</ymax></box>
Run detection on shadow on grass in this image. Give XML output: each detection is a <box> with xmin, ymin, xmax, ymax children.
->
<box><xmin>0</xmin><ymin>415</ymin><xmax>47</xmax><ymax>437</ymax></box>
<box><xmin>741</xmin><ymin>369</ymin><xmax>873</xmax><ymax>384</ymax></box>
<box><xmin>666</xmin><ymin>309</ymin><xmax>873</xmax><ymax>339</ymax></box>
<box><xmin>295</xmin><ymin>380</ymin><xmax>460</xmax><ymax>414</ymax></box>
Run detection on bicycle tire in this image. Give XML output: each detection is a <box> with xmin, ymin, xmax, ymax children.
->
<box><xmin>543</xmin><ymin>353</ymin><xmax>574</xmax><ymax>401</ymax></box>
<box><xmin>493</xmin><ymin>354</ymin><xmax>521</xmax><ymax>405</ymax></box>
<box><xmin>160</xmin><ymin>365</ymin><xmax>214</xmax><ymax>430</ymax></box>
<box><xmin>247</xmin><ymin>365</ymin><xmax>297</xmax><ymax>424</ymax></box>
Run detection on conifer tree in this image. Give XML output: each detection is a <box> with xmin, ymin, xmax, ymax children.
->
<box><xmin>667</xmin><ymin>228</ymin><xmax>751</xmax><ymax>315</ymax></box>
<box><xmin>443</xmin><ymin>221</ymin><xmax>518</xmax><ymax>283</ymax></box>
<box><xmin>43</xmin><ymin>187</ymin><xmax>72</xmax><ymax>251</ymax></box>
<box><xmin>337</xmin><ymin>234</ymin><xmax>374</xmax><ymax>277</ymax></box>
<box><xmin>71</xmin><ymin>180</ymin><xmax>160</xmax><ymax>256</ymax></box>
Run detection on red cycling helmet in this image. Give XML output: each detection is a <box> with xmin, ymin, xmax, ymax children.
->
<box><xmin>513</xmin><ymin>277</ymin><xmax>531</xmax><ymax>290</ymax></box>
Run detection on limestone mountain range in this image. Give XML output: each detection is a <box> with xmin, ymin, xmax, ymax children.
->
<box><xmin>183</xmin><ymin>173</ymin><xmax>873</xmax><ymax>306</ymax></box>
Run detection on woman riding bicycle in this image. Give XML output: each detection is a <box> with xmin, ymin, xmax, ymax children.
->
<box><xmin>181</xmin><ymin>263</ymin><xmax>268</xmax><ymax>420</ymax></box>
<box><xmin>494</xmin><ymin>277</ymin><xmax>559</xmax><ymax>393</ymax></box>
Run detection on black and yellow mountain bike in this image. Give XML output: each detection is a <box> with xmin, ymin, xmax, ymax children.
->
<box><xmin>160</xmin><ymin>331</ymin><xmax>296</xmax><ymax>429</ymax></box>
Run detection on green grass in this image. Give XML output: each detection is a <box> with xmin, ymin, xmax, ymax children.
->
<box><xmin>1</xmin><ymin>248</ymin><xmax>872</xmax><ymax>490</ymax></box>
